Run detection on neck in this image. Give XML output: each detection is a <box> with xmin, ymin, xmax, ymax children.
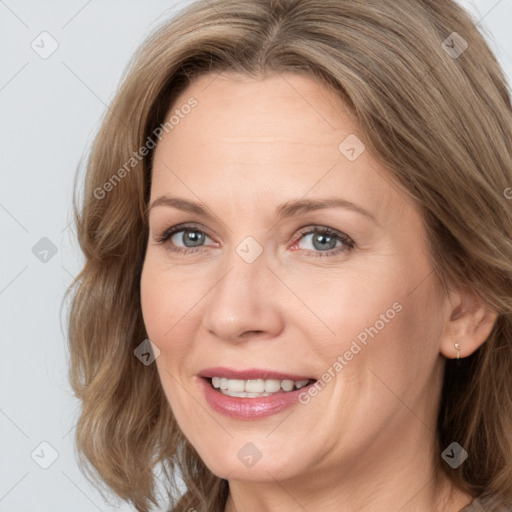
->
<box><xmin>223</xmin><ymin>422</ymin><xmax>473</xmax><ymax>512</ymax></box>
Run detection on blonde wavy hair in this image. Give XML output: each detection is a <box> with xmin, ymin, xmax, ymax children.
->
<box><xmin>65</xmin><ymin>0</ymin><xmax>512</xmax><ymax>510</ymax></box>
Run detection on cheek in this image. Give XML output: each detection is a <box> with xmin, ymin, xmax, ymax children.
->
<box><xmin>304</xmin><ymin>263</ymin><xmax>404</xmax><ymax>354</ymax></box>
<box><xmin>140</xmin><ymin>261</ymin><xmax>184</xmax><ymax>358</ymax></box>
<box><xmin>140</xmin><ymin>259</ymin><xmax>203</xmax><ymax>379</ymax></box>
<box><xmin>316</xmin><ymin>255</ymin><xmax>443</xmax><ymax>385</ymax></box>
<box><xmin>140</xmin><ymin>263</ymin><xmax>192</xmax><ymax>412</ymax></box>
<box><xmin>345</xmin><ymin>275</ymin><xmax>446</xmax><ymax>403</ymax></box>
<box><xmin>140</xmin><ymin>266</ymin><xmax>166</xmax><ymax>340</ymax></box>
<box><xmin>140</xmin><ymin>257</ymin><xmax>191</xmax><ymax>337</ymax></box>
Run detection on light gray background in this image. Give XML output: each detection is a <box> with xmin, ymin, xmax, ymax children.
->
<box><xmin>1</xmin><ymin>1</ymin><xmax>511</xmax><ymax>510</ymax></box>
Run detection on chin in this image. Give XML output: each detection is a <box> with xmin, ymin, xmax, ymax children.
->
<box><xmin>194</xmin><ymin>442</ymin><xmax>303</xmax><ymax>482</ymax></box>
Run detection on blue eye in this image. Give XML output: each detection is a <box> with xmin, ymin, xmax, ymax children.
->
<box><xmin>156</xmin><ymin>223</ymin><xmax>355</xmax><ymax>257</ymax></box>
<box><xmin>293</xmin><ymin>226</ymin><xmax>354</xmax><ymax>257</ymax></box>
<box><xmin>157</xmin><ymin>224</ymin><xmax>214</xmax><ymax>254</ymax></box>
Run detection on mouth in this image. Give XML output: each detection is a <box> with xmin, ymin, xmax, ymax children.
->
<box><xmin>198</xmin><ymin>369</ymin><xmax>319</xmax><ymax>419</ymax></box>
<box><xmin>202</xmin><ymin>376</ymin><xmax>317</xmax><ymax>398</ymax></box>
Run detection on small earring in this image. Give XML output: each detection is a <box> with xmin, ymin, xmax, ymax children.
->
<box><xmin>454</xmin><ymin>343</ymin><xmax>462</xmax><ymax>359</ymax></box>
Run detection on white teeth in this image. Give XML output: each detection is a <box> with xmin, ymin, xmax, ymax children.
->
<box><xmin>264</xmin><ymin>379</ymin><xmax>281</xmax><ymax>393</ymax></box>
<box><xmin>295</xmin><ymin>379</ymin><xmax>309</xmax><ymax>389</ymax></box>
<box><xmin>281</xmin><ymin>379</ymin><xmax>294</xmax><ymax>392</ymax></box>
<box><xmin>228</xmin><ymin>379</ymin><xmax>245</xmax><ymax>392</ymax></box>
<box><xmin>245</xmin><ymin>379</ymin><xmax>265</xmax><ymax>393</ymax></box>
<box><xmin>210</xmin><ymin>376</ymin><xmax>313</xmax><ymax>395</ymax></box>
<box><xmin>221</xmin><ymin>390</ymin><xmax>273</xmax><ymax>398</ymax></box>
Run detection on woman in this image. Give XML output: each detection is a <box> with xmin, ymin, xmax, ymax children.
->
<box><xmin>66</xmin><ymin>0</ymin><xmax>512</xmax><ymax>510</ymax></box>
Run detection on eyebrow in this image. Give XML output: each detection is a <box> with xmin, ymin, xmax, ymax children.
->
<box><xmin>147</xmin><ymin>195</ymin><xmax>379</xmax><ymax>225</ymax></box>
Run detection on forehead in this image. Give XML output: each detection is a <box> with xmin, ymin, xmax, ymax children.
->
<box><xmin>163</xmin><ymin>71</ymin><xmax>356</xmax><ymax>145</ymax></box>
<box><xmin>153</xmin><ymin>72</ymin><xmax>363</xmax><ymax>180</ymax></box>
<box><xmin>149</xmin><ymin>72</ymin><xmax>412</xmax><ymax>227</ymax></box>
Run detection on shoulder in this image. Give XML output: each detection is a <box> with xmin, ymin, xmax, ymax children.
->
<box><xmin>461</xmin><ymin>497</ymin><xmax>512</xmax><ymax>511</ymax></box>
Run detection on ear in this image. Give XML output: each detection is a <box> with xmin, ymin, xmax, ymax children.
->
<box><xmin>439</xmin><ymin>284</ymin><xmax>499</xmax><ymax>359</ymax></box>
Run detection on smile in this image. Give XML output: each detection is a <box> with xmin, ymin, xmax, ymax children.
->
<box><xmin>211</xmin><ymin>377</ymin><xmax>313</xmax><ymax>397</ymax></box>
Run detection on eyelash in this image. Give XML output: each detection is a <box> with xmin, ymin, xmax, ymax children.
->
<box><xmin>155</xmin><ymin>223</ymin><xmax>355</xmax><ymax>258</ymax></box>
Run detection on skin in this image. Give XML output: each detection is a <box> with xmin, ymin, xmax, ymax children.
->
<box><xmin>140</xmin><ymin>72</ymin><xmax>498</xmax><ymax>512</ymax></box>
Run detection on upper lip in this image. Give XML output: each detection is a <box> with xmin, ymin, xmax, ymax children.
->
<box><xmin>198</xmin><ymin>366</ymin><xmax>316</xmax><ymax>381</ymax></box>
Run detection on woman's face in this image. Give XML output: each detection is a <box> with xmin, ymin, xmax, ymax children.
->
<box><xmin>140</xmin><ymin>72</ymin><xmax>450</xmax><ymax>485</ymax></box>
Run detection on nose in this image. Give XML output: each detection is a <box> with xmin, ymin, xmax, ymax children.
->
<box><xmin>200</xmin><ymin>244</ymin><xmax>284</xmax><ymax>343</ymax></box>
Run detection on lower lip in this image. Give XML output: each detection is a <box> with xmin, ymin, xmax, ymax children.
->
<box><xmin>199</xmin><ymin>377</ymin><xmax>316</xmax><ymax>420</ymax></box>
